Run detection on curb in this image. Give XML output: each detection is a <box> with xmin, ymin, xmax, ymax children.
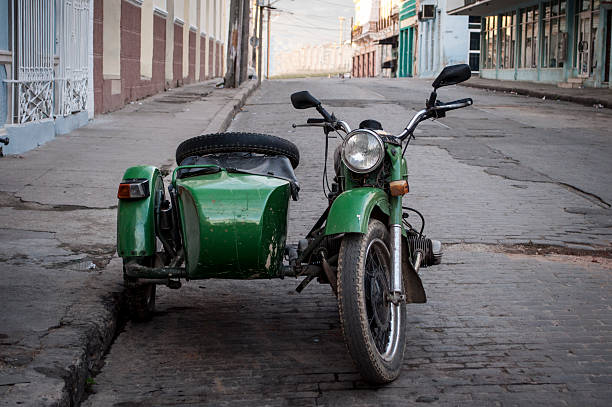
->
<box><xmin>204</xmin><ymin>79</ymin><xmax>260</xmax><ymax>134</ymax></box>
<box><xmin>459</xmin><ymin>81</ymin><xmax>610</xmax><ymax>109</ymax></box>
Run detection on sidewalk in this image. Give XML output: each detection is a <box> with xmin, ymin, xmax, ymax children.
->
<box><xmin>460</xmin><ymin>77</ymin><xmax>612</xmax><ymax>108</ymax></box>
<box><xmin>0</xmin><ymin>78</ymin><xmax>258</xmax><ymax>406</ymax></box>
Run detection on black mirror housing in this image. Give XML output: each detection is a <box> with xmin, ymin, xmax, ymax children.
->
<box><xmin>291</xmin><ymin>91</ymin><xmax>321</xmax><ymax>109</ymax></box>
<box><xmin>432</xmin><ymin>64</ymin><xmax>471</xmax><ymax>89</ymax></box>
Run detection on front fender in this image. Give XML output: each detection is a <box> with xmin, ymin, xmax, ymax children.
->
<box><xmin>117</xmin><ymin>165</ymin><xmax>162</xmax><ymax>258</ymax></box>
<box><xmin>324</xmin><ymin>188</ymin><xmax>390</xmax><ymax>235</ymax></box>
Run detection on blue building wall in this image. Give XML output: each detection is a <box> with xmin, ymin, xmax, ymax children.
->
<box><xmin>0</xmin><ymin>1</ymin><xmax>9</xmax><ymax>50</ymax></box>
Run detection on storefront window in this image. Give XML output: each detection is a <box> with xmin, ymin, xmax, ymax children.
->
<box><xmin>482</xmin><ymin>16</ymin><xmax>498</xmax><ymax>69</ymax></box>
<box><xmin>520</xmin><ymin>6</ymin><xmax>539</xmax><ymax>68</ymax></box>
<box><xmin>499</xmin><ymin>12</ymin><xmax>516</xmax><ymax>69</ymax></box>
<box><xmin>542</xmin><ymin>0</ymin><xmax>567</xmax><ymax>68</ymax></box>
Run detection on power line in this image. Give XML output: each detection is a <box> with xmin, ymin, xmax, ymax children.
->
<box><xmin>272</xmin><ymin>21</ymin><xmax>343</xmax><ymax>31</ymax></box>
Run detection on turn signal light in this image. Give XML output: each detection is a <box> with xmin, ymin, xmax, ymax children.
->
<box><xmin>117</xmin><ymin>179</ymin><xmax>150</xmax><ymax>200</ymax></box>
<box><xmin>389</xmin><ymin>180</ymin><xmax>409</xmax><ymax>196</ymax></box>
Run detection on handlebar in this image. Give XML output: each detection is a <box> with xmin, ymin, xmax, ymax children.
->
<box><xmin>294</xmin><ymin>95</ymin><xmax>472</xmax><ymax>143</ymax></box>
<box><xmin>307</xmin><ymin>118</ymin><xmax>326</xmax><ymax>124</ymax></box>
<box><xmin>293</xmin><ymin>119</ymin><xmax>351</xmax><ymax>134</ymax></box>
<box><xmin>397</xmin><ymin>98</ymin><xmax>472</xmax><ymax>141</ymax></box>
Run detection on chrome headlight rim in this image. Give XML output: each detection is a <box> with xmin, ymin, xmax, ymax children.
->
<box><xmin>341</xmin><ymin>128</ymin><xmax>385</xmax><ymax>174</ymax></box>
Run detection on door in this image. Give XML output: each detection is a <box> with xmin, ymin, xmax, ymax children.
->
<box><xmin>606</xmin><ymin>10</ymin><xmax>611</xmax><ymax>83</ymax></box>
<box><xmin>578</xmin><ymin>12</ymin><xmax>592</xmax><ymax>77</ymax></box>
<box><xmin>407</xmin><ymin>27</ymin><xmax>414</xmax><ymax>77</ymax></box>
<box><xmin>58</xmin><ymin>0</ymin><xmax>90</xmax><ymax>116</ymax></box>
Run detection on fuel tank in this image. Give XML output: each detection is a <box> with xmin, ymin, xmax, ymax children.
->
<box><xmin>175</xmin><ymin>170</ymin><xmax>291</xmax><ymax>279</ymax></box>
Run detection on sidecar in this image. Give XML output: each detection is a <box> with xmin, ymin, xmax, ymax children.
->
<box><xmin>117</xmin><ymin>133</ymin><xmax>301</xmax><ymax>319</ymax></box>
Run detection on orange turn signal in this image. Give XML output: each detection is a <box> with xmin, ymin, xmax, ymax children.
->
<box><xmin>389</xmin><ymin>180</ymin><xmax>409</xmax><ymax>196</ymax></box>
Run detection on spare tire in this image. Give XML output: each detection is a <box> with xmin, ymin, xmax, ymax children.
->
<box><xmin>176</xmin><ymin>132</ymin><xmax>300</xmax><ymax>168</ymax></box>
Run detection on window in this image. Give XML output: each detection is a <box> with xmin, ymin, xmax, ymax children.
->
<box><xmin>470</xmin><ymin>32</ymin><xmax>481</xmax><ymax>51</ymax></box>
<box><xmin>469</xmin><ymin>16</ymin><xmax>482</xmax><ymax>29</ymax></box>
<box><xmin>482</xmin><ymin>16</ymin><xmax>497</xmax><ymax>69</ymax></box>
<box><xmin>468</xmin><ymin>17</ymin><xmax>481</xmax><ymax>72</ymax></box>
<box><xmin>499</xmin><ymin>12</ymin><xmax>517</xmax><ymax>69</ymax></box>
<box><xmin>542</xmin><ymin>0</ymin><xmax>567</xmax><ymax>68</ymax></box>
<box><xmin>520</xmin><ymin>6</ymin><xmax>539</xmax><ymax>68</ymax></box>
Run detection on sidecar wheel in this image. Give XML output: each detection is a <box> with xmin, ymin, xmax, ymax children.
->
<box><xmin>176</xmin><ymin>132</ymin><xmax>300</xmax><ymax>168</ymax></box>
<box><xmin>337</xmin><ymin>220</ymin><xmax>407</xmax><ymax>384</ymax></box>
<box><xmin>125</xmin><ymin>283</ymin><xmax>156</xmax><ymax>322</ymax></box>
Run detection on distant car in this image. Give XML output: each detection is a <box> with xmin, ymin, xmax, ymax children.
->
<box><xmin>248</xmin><ymin>66</ymin><xmax>257</xmax><ymax>80</ymax></box>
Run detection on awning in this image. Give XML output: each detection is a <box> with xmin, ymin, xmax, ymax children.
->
<box><xmin>377</xmin><ymin>36</ymin><xmax>398</xmax><ymax>46</ymax></box>
<box><xmin>448</xmin><ymin>0</ymin><xmax>513</xmax><ymax>16</ymax></box>
<box><xmin>382</xmin><ymin>60</ymin><xmax>396</xmax><ymax>69</ymax></box>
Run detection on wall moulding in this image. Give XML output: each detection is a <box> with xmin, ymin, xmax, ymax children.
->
<box><xmin>154</xmin><ymin>6</ymin><xmax>168</xmax><ymax>18</ymax></box>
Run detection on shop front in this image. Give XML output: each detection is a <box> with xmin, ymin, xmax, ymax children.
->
<box><xmin>398</xmin><ymin>0</ymin><xmax>418</xmax><ymax>77</ymax></box>
<box><xmin>448</xmin><ymin>0</ymin><xmax>612</xmax><ymax>88</ymax></box>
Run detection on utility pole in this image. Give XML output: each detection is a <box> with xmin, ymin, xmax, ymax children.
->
<box><xmin>224</xmin><ymin>0</ymin><xmax>250</xmax><ymax>88</ymax></box>
<box><xmin>338</xmin><ymin>17</ymin><xmax>345</xmax><ymax>45</ymax></box>
<box><xmin>266</xmin><ymin>4</ymin><xmax>271</xmax><ymax>79</ymax></box>
<box><xmin>257</xmin><ymin>2</ymin><xmax>263</xmax><ymax>84</ymax></box>
<box><xmin>239</xmin><ymin>0</ymin><xmax>250</xmax><ymax>84</ymax></box>
<box><xmin>224</xmin><ymin>0</ymin><xmax>241</xmax><ymax>88</ymax></box>
<box><xmin>251</xmin><ymin>1</ymin><xmax>259</xmax><ymax>70</ymax></box>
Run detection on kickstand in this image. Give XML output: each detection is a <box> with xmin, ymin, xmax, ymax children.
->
<box><xmin>295</xmin><ymin>275</ymin><xmax>315</xmax><ymax>293</ymax></box>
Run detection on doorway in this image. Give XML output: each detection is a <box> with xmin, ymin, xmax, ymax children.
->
<box><xmin>577</xmin><ymin>11</ymin><xmax>592</xmax><ymax>77</ymax></box>
<box><xmin>605</xmin><ymin>10</ymin><xmax>611</xmax><ymax>83</ymax></box>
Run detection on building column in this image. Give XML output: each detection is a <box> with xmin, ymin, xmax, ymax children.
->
<box><xmin>204</xmin><ymin>0</ymin><xmax>210</xmax><ymax>78</ymax></box>
<box><xmin>141</xmin><ymin>0</ymin><xmax>154</xmax><ymax>80</ymax></box>
<box><xmin>195</xmin><ymin>0</ymin><xmax>201</xmax><ymax>80</ymax></box>
<box><xmin>182</xmin><ymin>0</ymin><xmax>189</xmax><ymax>80</ymax></box>
<box><xmin>87</xmin><ymin>0</ymin><xmax>95</xmax><ymax>117</ymax></box>
<box><xmin>165</xmin><ymin>0</ymin><xmax>175</xmax><ymax>83</ymax></box>
<box><xmin>103</xmin><ymin>0</ymin><xmax>121</xmax><ymax>95</ymax></box>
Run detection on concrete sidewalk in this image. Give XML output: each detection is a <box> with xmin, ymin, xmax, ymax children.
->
<box><xmin>0</xmin><ymin>78</ymin><xmax>258</xmax><ymax>406</ymax></box>
<box><xmin>460</xmin><ymin>77</ymin><xmax>612</xmax><ymax>108</ymax></box>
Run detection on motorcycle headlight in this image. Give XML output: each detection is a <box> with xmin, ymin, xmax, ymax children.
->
<box><xmin>341</xmin><ymin>129</ymin><xmax>384</xmax><ymax>173</ymax></box>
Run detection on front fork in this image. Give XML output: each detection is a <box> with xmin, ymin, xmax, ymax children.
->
<box><xmin>388</xmin><ymin>144</ymin><xmax>414</xmax><ymax>305</ymax></box>
<box><xmin>389</xmin><ymin>199</ymin><xmax>405</xmax><ymax>305</ymax></box>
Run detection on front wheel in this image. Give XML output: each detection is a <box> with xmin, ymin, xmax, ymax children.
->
<box><xmin>337</xmin><ymin>220</ymin><xmax>407</xmax><ymax>384</ymax></box>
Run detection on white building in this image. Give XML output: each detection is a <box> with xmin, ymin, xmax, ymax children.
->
<box><xmin>417</xmin><ymin>0</ymin><xmax>475</xmax><ymax>77</ymax></box>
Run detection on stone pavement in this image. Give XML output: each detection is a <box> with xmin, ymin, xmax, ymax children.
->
<box><xmin>83</xmin><ymin>78</ymin><xmax>611</xmax><ymax>406</ymax></box>
<box><xmin>0</xmin><ymin>78</ymin><xmax>259</xmax><ymax>406</ymax></box>
<box><xmin>81</xmin><ymin>248</ymin><xmax>612</xmax><ymax>407</ymax></box>
<box><xmin>460</xmin><ymin>77</ymin><xmax>612</xmax><ymax>109</ymax></box>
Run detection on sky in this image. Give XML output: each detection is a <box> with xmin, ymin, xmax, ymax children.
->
<box><xmin>265</xmin><ymin>0</ymin><xmax>355</xmax><ymax>74</ymax></box>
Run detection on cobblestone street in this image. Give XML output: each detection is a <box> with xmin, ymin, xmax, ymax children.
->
<box><xmin>83</xmin><ymin>78</ymin><xmax>611</xmax><ymax>406</ymax></box>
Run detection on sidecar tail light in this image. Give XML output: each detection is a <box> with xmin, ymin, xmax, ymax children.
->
<box><xmin>117</xmin><ymin>179</ymin><xmax>150</xmax><ymax>200</ymax></box>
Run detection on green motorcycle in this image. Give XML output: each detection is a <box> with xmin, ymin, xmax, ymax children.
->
<box><xmin>116</xmin><ymin>64</ymin><xmax>473</xmax><ymax>383</ymax></box>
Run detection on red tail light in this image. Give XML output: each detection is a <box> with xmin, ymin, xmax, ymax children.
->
<box><xmin>117</xmin><ymin>179</ymin><xmax>150</xmax><ymax>200</ymax></box>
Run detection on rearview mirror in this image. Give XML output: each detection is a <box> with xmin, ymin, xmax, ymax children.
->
<box><xmin>432</xmin><ymin>64</ymin><xmax>471</xmax><ymax>89</ymax></box>
<box><xmin>291</xmin><ymin>91</ymin><xmax>321</xmax><ymax>109</ymax></box>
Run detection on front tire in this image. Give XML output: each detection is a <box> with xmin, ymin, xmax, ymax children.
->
<box><xmin>337</xmin><ymin>220</ymin><xmax>407</xmax><ymax>384</ymax></box>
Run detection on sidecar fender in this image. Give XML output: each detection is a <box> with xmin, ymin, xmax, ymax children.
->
<box><xmin>324</xmin><ymin>188</ymin><xmax>390</xmax><ymax>235</ymax></box>
<box><xmin>117</xmin><ymin>165</ymin><xmax>162</xmax><ymax>258</ymax></box>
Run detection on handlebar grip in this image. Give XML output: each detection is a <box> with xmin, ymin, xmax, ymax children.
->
<box><xmin>307</xmin><ymin>118</ymin><xmax>326</xmax><ymax>124</ymax></box>
<box><xmin>445</xmin><ymin>98</ymin><xmax>473</xmax><ymax>106</ymax></box>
